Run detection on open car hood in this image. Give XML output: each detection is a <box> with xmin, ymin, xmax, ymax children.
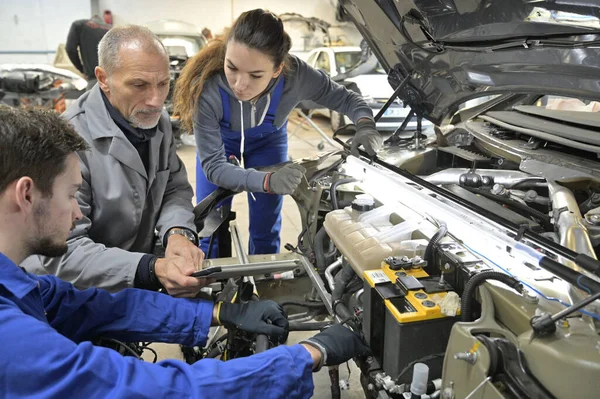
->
<box><xmin>340</xmin><ymin>0</ymin><xmax>600</xmax><ymax>125</ymax></box>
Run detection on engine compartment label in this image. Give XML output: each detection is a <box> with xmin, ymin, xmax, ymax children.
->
<box><xmin>366</xmin><ymin>270</ymin><xmax>391</xmax><ymax>284</ymax></box>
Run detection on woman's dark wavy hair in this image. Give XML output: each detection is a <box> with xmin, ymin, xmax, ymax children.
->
<box><xmin>174</xmin><ymin>9</ymin><xmax>292</xmax><ymax>133</ymax></box>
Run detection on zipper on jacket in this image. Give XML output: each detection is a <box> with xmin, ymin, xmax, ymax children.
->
<box><xmin>251</xmin><ymin>100</ymin><xmax>257</xmax><ymax>128</ymax></box>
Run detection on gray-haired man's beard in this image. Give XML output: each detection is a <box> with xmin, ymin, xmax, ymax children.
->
<box><xmin>129</xmin><ymin>108</ymin><xmax>163</xmax><ymax>129</ymax></box>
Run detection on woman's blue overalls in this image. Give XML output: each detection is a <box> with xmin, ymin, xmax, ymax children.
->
<box><xmin>195</xmin><ymin>78</ymin><xmax>288</xmax><ymax>257</ymax></box>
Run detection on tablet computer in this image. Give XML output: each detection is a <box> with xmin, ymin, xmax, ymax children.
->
<box><xmin>191</xmin><ymin>261</ymin><xmax>299</xmax><ymax>279</ymax></box>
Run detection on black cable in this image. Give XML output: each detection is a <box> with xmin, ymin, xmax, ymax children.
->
<box><xmin>139</xmin><ymin>344</ymin><xmax>158</xmax><ymax>363</ymax></box>
<box><xmin>331</xmin><ymin>265</ymin><xmax>356</xmax><ymax>314</ymax></box>
<box><xmin>289</xmin><ymin>321</ymin><xmax>332</xmax><ymax>331</ymax></box>
<box><xmin>100</xmin><ymin>338</ymin><xmax>142</xmax><ymax>359</ymax></box>
<box><xmin>423</xmin><ymin>222</ymin><xmax>447</xmax><ymax>271</ymax></box>
<box><xmin>461</xmin><ymin>272</ymin><xmax>523</xmax><ymax>322</ymax></box>
<box><xmin>279</xmin><ymin>301</ymin><xmax>326</xmax><ymax>309</ymax></box>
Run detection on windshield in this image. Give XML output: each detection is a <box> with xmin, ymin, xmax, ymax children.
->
<box><xmin>334</xmin><ymin>51</ymin><xmax>362</xmax><ymax>74</ymax></box>
<box><xmin>158</xmin><ymin>35</ymin><xmax>206</xmax><ymax>57</ymax></box>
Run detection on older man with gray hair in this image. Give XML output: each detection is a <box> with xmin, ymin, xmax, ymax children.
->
<box><xmin>23</xmin><ymin>25</ymin><xmax>206</xmax><ymax>296</ymax></box>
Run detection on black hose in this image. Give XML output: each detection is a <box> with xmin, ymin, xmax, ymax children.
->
<box><xmin>329</xmin><ymin>367</ymin><xmax>341</xmax><ymax>399</ymax></box>
<box><xmin>289</xmin><ymin>321</ymin><xmax>332</xmax><ymax>331</ymax></box>
<box><xmin>330</xmin><ymin>178</ymin><xmax>358</xmax><ymax>210</ymax></box>
<box><xmin>314</xmin><ymin>227</ymin><xmax>329</xmax><ymax>273</ymax></box>
<box><xmin>540</xmin><ymin>256</ymin><xmax>600</xmax><ymax>294</ymax></box>
<box><xmin>423</xmin><ymin>222</ymin><xmax>447</xmax><ymax>271</ymax></box>
<box><xmin>205</xmin><ymin>347</ymin><xmax>222</xmax><ymax>358</ymax></box>
<box><xmin>279</xmin><ymin>301</ymin><xmax>326</xmax><ymax>309</ymax></box>
<box><xmin>461</xmin><ymin>272</ymin><xmax>523</xmax><ymax>322</ymax></box>
<box><xmin>331</xmin><ymin>264</ymin><xmax>357</xmax><ymax>323</ymax></box>
<box><xmin>255</xmin><ymin>335</ymin><xmax>269</xmax><ymax>353</ymax></box>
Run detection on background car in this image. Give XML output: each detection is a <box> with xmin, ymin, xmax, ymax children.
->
<box><xmin>146</xmin><ymin>20</ymin><xmax>208</xmax><ymax>145</ymax></box>
<box><xmin>304</xmin><ymin>46</ymin><xmax>429</xmax><ymax>132</ymax></box>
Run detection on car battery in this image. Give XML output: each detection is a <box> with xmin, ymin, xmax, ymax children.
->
<box><xmin>362</xmin><ymin>260</ymin><xmax>459</xmax><ymax>384</ymax></box>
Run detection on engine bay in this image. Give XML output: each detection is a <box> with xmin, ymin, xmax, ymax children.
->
<box><xmin>277</xmin><ymin>97</ymin><xmax>600</xmax><ymax>398</ymax></box>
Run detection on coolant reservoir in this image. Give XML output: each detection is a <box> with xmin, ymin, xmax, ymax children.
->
<box><xmin>323</xmin><ymin>201</ymin><xmax>427</xmax><ymax>276</ymax></box>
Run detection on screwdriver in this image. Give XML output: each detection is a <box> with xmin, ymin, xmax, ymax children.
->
<box><xmin>228</xmin><ymin>155</ymin><xmax>256</xmax><ymax>201</ymax></box>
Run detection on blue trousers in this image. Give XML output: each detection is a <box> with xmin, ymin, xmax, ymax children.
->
<box><xmin>196</xmin><ymin>129</ymin><xmax>288</xmax><ymax>257</ymax></box>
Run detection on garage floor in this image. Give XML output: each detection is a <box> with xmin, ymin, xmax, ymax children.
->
<box><xmin>147</xmin><ymin>111</ymin><xmax>365</xmax><ymax>398</ymax></box>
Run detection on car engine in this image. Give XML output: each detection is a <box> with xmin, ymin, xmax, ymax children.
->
<box><xmin>287</xmin><ymin>106</ymin><xmax>600</xmax><ymax>398</ymax></box>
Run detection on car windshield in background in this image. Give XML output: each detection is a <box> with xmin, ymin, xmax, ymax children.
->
<box><xmin>334</xmin><ymin>51</ymin><xmax>362</xmax><ymax>74</ymax></box>
<box><xmin>334</xmin><ymin>51</ymin><xmax>386</xmax><ymax>75</ymax></box>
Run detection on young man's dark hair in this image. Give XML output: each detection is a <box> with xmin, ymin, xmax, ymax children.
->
<box><xmin>0</xmin><ymin>105</ymin><xmax>88</xmax><ymax>196</ymax></box>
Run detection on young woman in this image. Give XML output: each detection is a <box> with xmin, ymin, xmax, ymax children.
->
<box><xmin>174</xmin><ymin>9</ymin><xmax>382</xmax><ymax>257</ymax></box>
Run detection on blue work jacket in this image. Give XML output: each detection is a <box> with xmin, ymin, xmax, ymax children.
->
<box><xmin>0</xmin><ymin>252</ymin><xmax>314</xmax><ymax>398</ymax></box>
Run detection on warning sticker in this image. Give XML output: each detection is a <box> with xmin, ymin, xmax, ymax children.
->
<box><xmin>366</xmin><ymin>270</ymin><xmax>391</xmax><ymax>284</ymax></box>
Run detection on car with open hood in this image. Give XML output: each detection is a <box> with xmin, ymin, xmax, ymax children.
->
<box><xmin>280</xmin><ymin>1</ymin><xmax>600</xmax><ymax>398</ymax></box>
<box><xmin>183</xmin><ymin>3</ymin><xmax>600</xmax><ymax>398</ymax></box>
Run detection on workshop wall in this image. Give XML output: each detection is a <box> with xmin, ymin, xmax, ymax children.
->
<box><xmin>0</xmin><ymin>0</ymin><xmax>91</xmax><ymax>64</ymax></box>
<box><xmin>93</xmin><ymin>0</ymin><xmax>362</xmax><ymax>57</ymax></box>
<box><xmin>0</xmin><ymin>0</ymin><xmax>362</xmax><ymax>65</ymax></box>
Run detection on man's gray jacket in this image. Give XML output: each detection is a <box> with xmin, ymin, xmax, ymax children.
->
<box><xmin>22</xmin><ymin>85</ymin><xmax>196</xmax><ymax>292</ymax></box>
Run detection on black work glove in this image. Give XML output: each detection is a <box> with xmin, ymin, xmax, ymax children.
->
<box><xmin>300</xmin><ymin>324</ymin><xmax>371</xmax><ymax>371</ymax></box>
<box><xmin>264</xmin><ymin>163</ymin><xmax>306</xmax><ymax>195</ymax></box>
<box><xmin>218</xmin><ymin>300</ymin><xmax>289</xmax><ymax>342</ymax></box>
<box><xmin>351</xmin><ymin>118</ymin><xmax>383</xmax><ymax>157</ymax></box>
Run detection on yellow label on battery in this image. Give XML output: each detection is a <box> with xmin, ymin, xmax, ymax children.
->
<box><xmin>364</xmin><ymin>270</ymin><xmax>391</xmax><ymax>287</ymax></box>
<box><xmin>364</xmin><ymin>264</ymin><xmax>429</xmax><ymax>287</ymax></box>
<box><xmin>385</xmin><ymin>290</ymin><xmax>460</xmax><ymax>323</ymax></box>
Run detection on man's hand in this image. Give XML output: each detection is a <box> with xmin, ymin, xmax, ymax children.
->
<box><xmin>165</xmin><ymin>234</ymin><xmax>204</xmax><ymax>271</ymax></box>
<box><xmin>154</xmin><ymin>256</ymin><xmax>208</xmax><ymax>297</ymax></box>
<box><xmin>301</xmin><ymin>324</ymin><xmax>371</xmax><ymax>370</ymax></box>
<box><xmin>216</xmin><ymin>300</ymin><xmax>289</xmax><ymax>342</ymax></box>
